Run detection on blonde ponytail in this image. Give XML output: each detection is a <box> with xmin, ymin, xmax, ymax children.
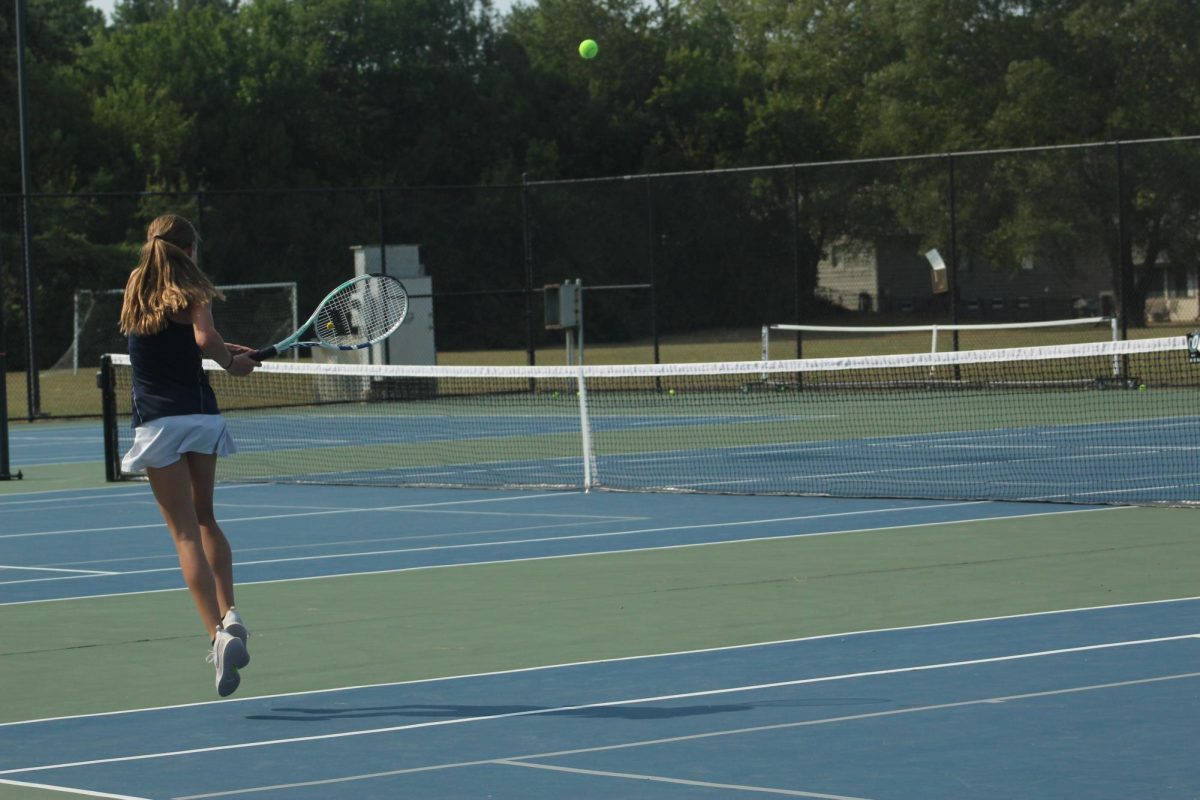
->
<box><xmin>119</xmin><ymin>215</ymin><xmax>225</xmax><ymax>336</ymax></box>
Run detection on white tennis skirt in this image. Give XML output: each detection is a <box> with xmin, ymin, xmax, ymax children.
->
<box><xmin>121</xmin><ymin>414</ymin><xmax>238</xmax><ymax>473</ymax></box>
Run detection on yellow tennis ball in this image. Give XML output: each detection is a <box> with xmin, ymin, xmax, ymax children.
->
<box><xmin>578</xmin><ymin>39</ymin><xmax>598</xmax><ymax>59</ymax></box>
<box><xmin>325</xmin><ymin>321</ymin><xmax>335</xmax><ymax>330</ymax></box>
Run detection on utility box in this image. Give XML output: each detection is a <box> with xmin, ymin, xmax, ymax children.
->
<box><xmin>544</xmin><ymin>281</ymin><xmax>581</xmax><ymax>329</ymax></box>
<box><xmin>349</xmin><ymin>245</ymin><xmax>435</xmax><ymax>366</ymax></box>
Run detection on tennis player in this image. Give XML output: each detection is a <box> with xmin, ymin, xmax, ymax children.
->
<box><xmin>118</xmin><ymin>214</ymin><xmax>258</xmax><ymax>697</ymax></box>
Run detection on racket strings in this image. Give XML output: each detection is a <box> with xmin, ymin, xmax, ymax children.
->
<box><xmin>315</xmin><ymin>276</ymin><xmax>408</xmax><ymax>347</ymax></box>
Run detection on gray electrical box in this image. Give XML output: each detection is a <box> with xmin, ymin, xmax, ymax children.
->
<box><xmin>544</xmin><ymin>281</ymin><xmax>580</xmax><ymax>329</ymax></box>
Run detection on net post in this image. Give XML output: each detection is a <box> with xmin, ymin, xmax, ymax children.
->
<box><xmin>929</xmin><ymin>326</ymin><xmax>939</xmax><ymax>377</ymax></box>
<box><xmin>760</xmin><ymin>325</ymin><xmax>769</xmax><ymax>380</ymax></box>
<box><xmin>99</xmin><ymin>354</ymin><xmax>120</xmax><ymax>482</ymax></box>
<box><xmin>1110</xmin><ymin>316</ymin><xmax>1119</xmax><ymax>376</ymax></box>
<box><xmin>575</xmin><ymin>364</ymin><xmax>595</xmax><ymax>491</ymax></box>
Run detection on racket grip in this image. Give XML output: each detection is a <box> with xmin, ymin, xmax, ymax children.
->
<box><xmin>248</xmin><ymin>346</ymin><xmax>278</xmax><ymax>362</ymax></box>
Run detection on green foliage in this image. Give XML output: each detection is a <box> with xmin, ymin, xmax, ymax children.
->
<box><xmin>2</xmin><ymin>0</ymin><xmax>1199</xmax><ymax>371</ymax></box>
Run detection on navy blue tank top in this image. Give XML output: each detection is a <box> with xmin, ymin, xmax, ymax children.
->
<box><xmin>128</xmin><ymin>320</ymin><xmax>220</xmax><ymax>427</ymax></box>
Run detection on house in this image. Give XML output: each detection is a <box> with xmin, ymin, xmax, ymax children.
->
<box><xmin>1143</xmin><ymin>261</ymin><xmax>1200</xmax><ymax>322</ymax></box>
<box><xmin>815</xmin><ymin>235</ymin><xmax>1117</xmax><ymax>320</ymax></box>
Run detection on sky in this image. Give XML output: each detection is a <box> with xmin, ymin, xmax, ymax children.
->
<box><xmin>87</xmin><ymin>0</ymin><xmax>521</xmax><ymax>21</ymax></box>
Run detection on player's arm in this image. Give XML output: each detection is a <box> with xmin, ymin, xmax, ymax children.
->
<box><xmin>190</xmin><ymin>303</ymin><xmax>257</xmax><ymax>376</ymax></box>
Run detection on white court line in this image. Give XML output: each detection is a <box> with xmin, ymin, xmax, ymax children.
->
<box><xmin>4</xmin><ymin>594</ymin><xmax>1198</xmax><ymax>730</ymax></box>
<box><xmin>0</xmin><ymin>504</ymin><xmax>1127</xmax><ymax>596</ymax></box>
<box><xmin>124</xmin><ymin>671</ymin><xmax>1200</xmax><ymax>799</ymax></box>
<box><xmin>0</xmin><ymin>777</ymin><xmax>150</xmax><ymax>799</ymax></box>
<box><xmin>5</xmin><ymin>513</ymin><xmax>644</xmax><ymax>576</ymax></box>
<box><xmin>0</xmin><ymin>491</ymin><xmax>581</xmax><ymax>540</ymax></box>
<box><xmin>0</xmin><ymin>484</ymin><xmax>256</xmax><ymax>509</ymax></box>
<box><xmin>35</xmin><ymin>515</ymin><xmax>648</xmax><ymax>571</ymax></box>
<box><xmin>0</xmin><ymin>565</ymin><xmax>117</xmax><ymax>576</ymax></box>
<box><xmin>0</xmin><ymin>501</ymin><xmax>996</xmax><ymax>585</ymax></box>
<box><xmin>3</xmin><ymin>634</ymin><xmax>1196</xmax><ymax>779</ymax></box>
<box><xmin>496</xmin><ymin>761</ymin><xmax>869</xmax><ymax>799</ymax></box>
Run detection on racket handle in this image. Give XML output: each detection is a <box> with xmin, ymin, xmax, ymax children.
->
<box><xmin>248</xmin><ymin>346</ymin><xmax>278</xmax><ymax>362</ymax></box>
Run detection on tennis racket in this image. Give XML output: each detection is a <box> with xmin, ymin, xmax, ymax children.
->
<box><xmin>249</xmin><ymin>274</ymin><xmax>409</xmax><ymax>361</ymax></box>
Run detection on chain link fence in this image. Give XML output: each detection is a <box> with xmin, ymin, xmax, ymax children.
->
<box><xmin>4</xmin><ymin>136</ymin><xmax>1199</xmax><ymax>421</ymax></box>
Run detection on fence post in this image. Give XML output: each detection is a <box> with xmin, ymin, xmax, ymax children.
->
<box><xmin>521</xmin><ymin>173</ymin><xmax>536</xmax><ymax>368</ymax></box>
<box><xmin>644</xmin><ymin>176</ymin><xmax>660</xmax><ymax>365</ymax></box>
<box><xmin>376</xmin><ymin>189</ymin><xmax>390</xmax><ymax>363</ymax></box>
<box><xmin>947</xmin><ymin>154</ymin><xmax>961</xmax><ymax>354</ymax></box>
<box><xmin>791</xmin><ymin>164</ymin><xmax>802</xmax><ymax>359</ymax></box>
<box><xmin>0</xmin><ymin>208</ymin><xmax>19</xmax><ymax>479</ymax></box>
<box><xmin>16</xmin><ymin>0</ymin><xmax>40</xmax><ymax>419</ymax></box>
<box><xmin>1114</xmin><ymin>141</ymin><xmax>1130</xmax><ymax>342</ymax></box>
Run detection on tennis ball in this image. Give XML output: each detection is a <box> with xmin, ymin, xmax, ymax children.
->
<box><xmin>325</xmin><ymin>321</ymin><xmax>335</xmax><ymax>330</ymax></box>
<box><xmin>668</xmin><ymin>388</ymin><xmax>676</xmax><ymax>396</ymax></box>
<box><xmin>578</xmin><ymin>38</ymin><xmax>598</xmax><ymax>59</ymax></box>
<box><xmin>1139</xmin><ymin>383</ymin><xmax>1147</xmax><ymax>391</ymax></box>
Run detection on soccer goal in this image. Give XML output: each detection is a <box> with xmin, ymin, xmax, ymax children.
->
<box><xmin>52</xmin><ymin>282</ymin><xmax>299</xmax><ymax>373</ymax></box>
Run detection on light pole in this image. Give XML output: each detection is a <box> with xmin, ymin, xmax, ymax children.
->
<box><xmin>15</xmin><ymin>0</ymin><xmax>41</xmax><ymax>419</ymax></box>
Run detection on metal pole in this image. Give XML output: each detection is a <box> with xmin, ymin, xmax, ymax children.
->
<box><xmin>947</xmin><ymin>155</ymin><xmax>961</xmax><ymax>353</ymax></box>
<box><xmin>790</xmin><ymin>165</ymin><xmax>802</xmax><ymax>360</ymax></box>
<box><xmin>16</xmin><ymin>0</ymin><xmax>41</xmax><ymax>418</ymax></box>
<box><xmin>1114</xmin><ymin>142</ymin><xmax>1130</xmax><ymax>378</ymax></box>
<box><xmin>644</xmin><ymin>177</ymin><xmax>660</xmax><ymax>365</ymax></box>
<box><xmin>376</xmin><ymin>189</ymin><xmax>390</xmax><ymax>365</ymax></box>
<box><xmin>72</xmin><ymin>290</ymin><xmax>80</xmax><ymax>374</ymax></box>
<box><xmin>575</xmin><ymin>279</ymin><xmax>584</xmax><ymax>365</ymax></box>
<box><xmin>1</xmin><ymin>210</ymin><xmax>21</xmax><ymax>479</ymax></box>
<box><xmin>948</xmin><ymin>155</ymin><xmax>962</xmax><ymax>382</ymax></box>
<box><xmin>1114</xmin><ymin>142</ymin><xmax>1130</xmax><ymax>342</ymax></box>
<box><xmin>522</xmin><ymin>174</ymin><xmax>536</xmax><ymax>368</ymax></box>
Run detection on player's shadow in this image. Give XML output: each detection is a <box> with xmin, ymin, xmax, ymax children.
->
<box><xmin>246</xmin><ymin>702</ymin><xmax>753</xmax><ymax>722</ymax></box>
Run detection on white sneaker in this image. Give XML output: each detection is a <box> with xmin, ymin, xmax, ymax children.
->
<box><xmin>208</xmin><ymin>629</ymin><xmax>245</xmax><ymax>698</ymax></box>
<box><xmin>221</xmin><ymin>607</ymin><xmax>250</xmax><ymax>668</ymax></box>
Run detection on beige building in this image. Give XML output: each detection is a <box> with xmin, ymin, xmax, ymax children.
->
<box><xmin>812</xmin><ymin>235</ymin><xmax>1174</xmax><ymax>321</ymax></box>
<box><xmin>1143</xmin><ymin>262</ymin><xmax>1200</xmax><ymax>322</ymax></box>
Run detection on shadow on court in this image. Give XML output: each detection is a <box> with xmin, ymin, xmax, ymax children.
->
<box><xmin>246</xmin><ymin>702</ymin><xmax>755</xmax><ymax>722</ymax></box>
<box><xmin>246</xmin><ymin>695</ymin><xmax>890</xmax><ymax>723</ymax></box>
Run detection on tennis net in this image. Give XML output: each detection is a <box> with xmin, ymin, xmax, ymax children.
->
<box><xmin>100</xmin><ymin>335</ymin><xmax>1200</xmax><ymax>506</ymax></box>
<box><xmin>761</xmin><ymin>317</ymin><xmax>1119</xmax><ymax>361</ymax></box>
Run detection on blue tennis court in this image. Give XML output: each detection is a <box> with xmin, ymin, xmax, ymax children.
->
<box><xmin>3</xmin><ymin>599</ymin><xmax>1196</xmax><ymax>799</ymax></box>
<box><xmin>2</xmin><ymin>469</ymin><xmax>1198</xmax><ymax>799</ymax></box>
<box><xmin>5</xmin><ymin>421</ymin><xmax>105</xmax><ymax>467</ymax></box>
